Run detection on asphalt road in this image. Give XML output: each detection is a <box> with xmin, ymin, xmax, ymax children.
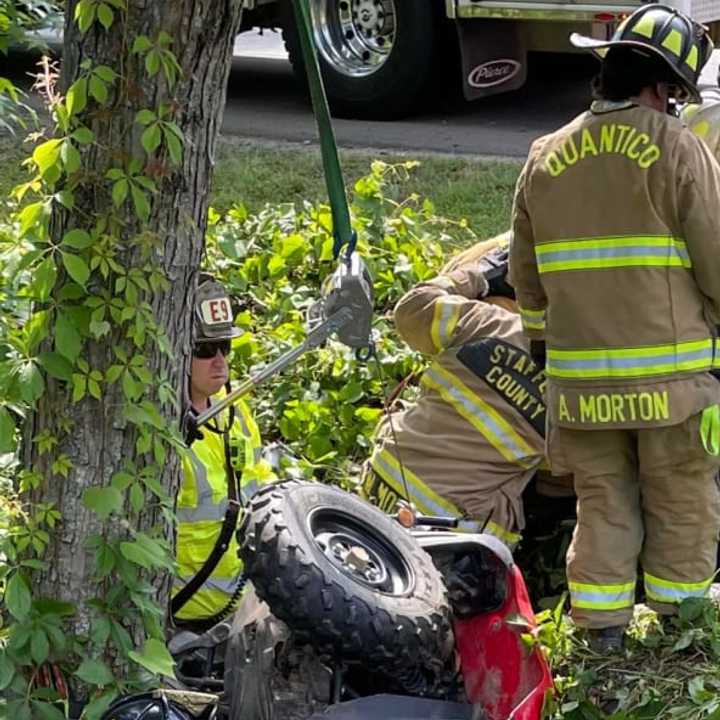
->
<box><xmin>226</xmin><ymin>33</ymin><xmax>595</xmax><ymax>159</ymax></box>
<box><xmin>227</xmin><ymin>32</ymin><xmax>720</xmax><ymax>159</ymax></box>
<box><xmin>7</xmin><ymin>31</ymin><xmax>720</xmax><ymax>159</ymax></box>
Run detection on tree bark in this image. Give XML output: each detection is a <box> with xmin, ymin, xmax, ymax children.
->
<box><xmin>29</xmin><ymin>0</ymin><xmax>244</xmax><ymax>635</ymax></box>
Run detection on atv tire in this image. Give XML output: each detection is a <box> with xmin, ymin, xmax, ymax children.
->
<box><xmin>225</xmin><ymin>588</ymin><xmax>332</xmax><ymax>720</ymax></box>
<box><xmin>238</xmin><ymin>481</ymin><xmax>454</xmax><ymax>687</ymax></box>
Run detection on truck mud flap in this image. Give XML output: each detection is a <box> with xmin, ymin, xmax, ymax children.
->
<box><xmin>456</xmin><ymin>18</ymin><xmax>527</xmax><ymax>100</ymax></box>
<box><xmin>308</xmin><ymin>694</ymin><xmax>473</xmax><ymax>719</ymax></box>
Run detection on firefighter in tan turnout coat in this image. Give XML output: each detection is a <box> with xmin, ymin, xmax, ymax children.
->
<box><xmin>509</xmin><ymin>4</ymin><xmax>720</xmax><ymax>649</ymax></box>
<box><xmin>364</xmin><ymin>235</ymin><xmax>554</xmax><ymax>548</ymax></box>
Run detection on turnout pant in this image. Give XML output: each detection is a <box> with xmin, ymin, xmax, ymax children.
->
<box><xmin>549</xmin><ymin>413</ymin><xmax>720</xmax><ymax>629</ymax></box>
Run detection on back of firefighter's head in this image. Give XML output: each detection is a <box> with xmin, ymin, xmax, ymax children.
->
<box><xmin>191</xmin><ymin>273</ymin><xmax>240</xmax><ymax>400</ymax></box>
<box><xmin>593</xmin><ymin>46</ymin><xmax>683</xmax><ymax>102</ymax></box>
<box><xmin>572</xmin><ymin>5</ymin><xmax>712</xmax><ymax>105</ymax></box>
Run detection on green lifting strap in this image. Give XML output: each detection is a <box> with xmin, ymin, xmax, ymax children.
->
<box><xmin>293</xmin><ymin>0</ymin><xmax>355</xmax><ymax>260</ymax></box>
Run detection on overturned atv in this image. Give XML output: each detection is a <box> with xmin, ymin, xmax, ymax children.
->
<box><xmin>226</xmin><ymin>480</ymin><xmax>553</xmax><ymax>720</ymax></box>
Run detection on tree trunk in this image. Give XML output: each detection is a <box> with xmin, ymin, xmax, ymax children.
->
<box><xmin>29</xmin><ymin>0</ymin><xmax>244</xmax><ymax>636</ymax></box>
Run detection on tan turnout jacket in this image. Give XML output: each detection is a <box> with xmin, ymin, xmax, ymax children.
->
<box><xmin>365</xmin><ymin>263</ymin><xmax>547</xmax><ymax>544</ymax></box>
<box><xmin>509</xmin><ymin>101</ymin><xmax>720</xmax><ymax>430</ymax></box>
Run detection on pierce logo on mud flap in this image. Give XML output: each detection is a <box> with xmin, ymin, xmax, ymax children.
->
<box><xmin>200</xmin><ymin>297</ymin><xmax>231</xmax><ymax>325</ymax></box>
<box><xmin>468</xmin><ymin>59</ymin><xmax>521</xmax><ymax>89</ymax></box>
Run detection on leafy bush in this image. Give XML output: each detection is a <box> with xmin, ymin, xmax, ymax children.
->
<box><xmin>537</xmin><ymin>598</ymin><xmax>720</xmax><ymax>719</ymax></box>
<box><xmin>206</xmin><ymin>160</ymin><xmax>479</xmax><ymax>486</ymax></box>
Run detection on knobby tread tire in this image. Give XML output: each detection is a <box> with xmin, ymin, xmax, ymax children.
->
<box><xmin>238</xmin><ymin>481</ymin><xmax>454</xmax><ymax>689</ymax></box>
<box><xmin>225</xmin><ymin>593</ymin><xmax>332</xmax><ymax>720</ymax></box>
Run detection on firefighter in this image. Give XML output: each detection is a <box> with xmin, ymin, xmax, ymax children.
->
<box><xmin>363</xmin><ymin>234</ymin><xmax>565</xmax><ymax>549</ymax></box>
<box><xmin>508</xmin><ymin>5</ymin><xmax>720</xmax><ymax>651</ymax></box>
<box><xmin>172</xmin><ymin>274</ymin><xmax>266</xmax><ymax>629</ymax></box>
<box><xmin>682</xmin><ymin>69</ymin><xmax>720</xmax><ymax>154</ymax></box>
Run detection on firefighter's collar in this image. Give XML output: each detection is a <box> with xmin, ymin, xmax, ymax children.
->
<box><xmin>590</xmin><ymin>100</ymin><xmax>636</xmax><ymax>115</ymax></box>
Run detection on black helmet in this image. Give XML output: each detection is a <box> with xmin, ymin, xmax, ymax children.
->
<box><xmin>570</xmin><ymin>4</ymin><xmax>713</xmax><ymax>103</ymax></box>
<box><xmin>100</xmin><ymin>692</ymin><xmax>197</xmax><ymax>720</ymax></box>
<box><xmin>194</xmin><ymin>273</ymin><xmax>242</xmax><ymax>344</ymax></box>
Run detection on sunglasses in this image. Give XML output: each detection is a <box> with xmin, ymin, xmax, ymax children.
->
<box><xmin>193</xmin><ymin>340</ymin><xmax>232</xmax><ymax>359</ymax></box>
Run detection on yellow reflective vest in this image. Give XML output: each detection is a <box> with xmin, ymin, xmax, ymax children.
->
<box><xmin>683</xmin><ymin>86</ymin><xmax>720</xmax><ymax>159</ymax></box>
<box><xmin>173</xmin><ymin>398</ymin><xmax>263</xmax><ymax>623</ymax></box>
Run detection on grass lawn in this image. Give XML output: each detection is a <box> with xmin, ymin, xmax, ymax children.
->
<box><xmin>0</xmin><ymin>132</ymin><xmax>521</xmax><ymax>239</ymax></box>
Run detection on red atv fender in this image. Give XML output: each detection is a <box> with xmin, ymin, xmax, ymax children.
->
<box><xmin>416</xmin><ymin>532</ymin><xmax>554</xmax><ymax>720</ymax></box>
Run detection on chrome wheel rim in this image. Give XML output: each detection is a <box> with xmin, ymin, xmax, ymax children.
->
<box><xmin>311</xmin><ymin>0</ymin><xmax>396</xmax><ymax>78</ymax></box>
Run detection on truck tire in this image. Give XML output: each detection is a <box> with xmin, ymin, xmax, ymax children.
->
<box><xmin>282</xmin><ymin>0</ymin><xmax>438</xmax><ymax>119</ymax></box>
<box><xmin>238</xmin><ymin>481</ymin><xmax>454</xmax><ymax>691</ymax></box>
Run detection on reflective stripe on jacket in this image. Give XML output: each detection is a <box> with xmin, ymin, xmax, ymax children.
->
<box><xmin>509</xmin><ymin>102</ymin><xmax>720</xmax><ymax>429</ymax></box>
<box><xmin>365</xmin><ymin>261</ymin><xmax>546</xmax><ymax>544</ymax></box>
<box><xmin>173</xmin><ymin>398</ymin><xmax>262</xmax><ymax>622</ymax></box>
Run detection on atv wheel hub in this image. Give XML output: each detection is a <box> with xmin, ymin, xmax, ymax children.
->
<box><xmin>309</xmin><ymin>509</ymin><xmax>414</xmax><ymax>595</ymax></box>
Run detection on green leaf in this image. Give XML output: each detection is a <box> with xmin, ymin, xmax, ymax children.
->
<box><xmin>119</xmin><ymin>541</ymin><xmax>159</xmax><ymax>569</ymax></box>
<box><xmin>82</xmin><ymin>486</ymin><xmax>123</xmax><ymax>520</ymax></box>
<box><xmin>110</xmin><ymin>620</ymin><xmax>133</xmax><ymax>654</ymax></box>
<box><xmin>38</xmin><ymin>352</ymin><xmax>74</xmax><ymax>382</ymax></box>
<box><xmin>18</xmin><ymin>201</ymin><xmax>46</xmax><ymax>236</ymax></box>
<box><xmin>0</xmin><ymin>406</ymin><xmax>16</xmax><ymax>453</ymax></box>
<box><xmin>30</xmin><ymin>629</ymin><xmax>49</xmax><ymax>664</ymax></box>
<box><xmin>90</xmin><ymin>319</ymin><xmax>111</xmax><ymax>338</ymax></box>
<box><xmin>56</xmin><ymin>190</ymin><xmax>76</xmax><ymax>209</ymax></box>
<box><xmin>97</xmin><ymin>3</ymin><xmax>114</xmax><ymax>30</ymax></box>
<box><xmin>112</xmin><ymin>179</ymin><xmax>129</xmax><ymax>207</ymax></box>
<box><xmin>130</xmin><ymin>483</ymin><xmax>144</xmax><ymax>513</ymax></box>
<box><xmin>164</xmin><ymin>129</ymin><xmax>183</xmax><ymax>165</ymax></box>
<box><xmin>31</xmin><ymin>703</ymin><xmax>66</xmax><ymax>720</ymax></box>
<box><xmin>94</xmin><ymin>65</ymin><xmax>117</xmax><ymax>83</ymax></box>
<box><xmin>82</xmin><ymin>693</ymin><xmax>117</xmax><ymax>720</ymax></box>
<box><xmin>18</xmin><ymin>361</ymin><xmax>44</xmax><ymax>404</ymax></box>
<box><xmin>141</xmin><ymin>124</ymin><xmax>162</xmax><ymax>154</ymax></box>
<box><xmin>88</xmin><ymin>378</ymin><xmax>102</xmax><ymax>399</ymax></box>
<box><xmin>75</xmin><ymin>658</ymin><xmax>114</xmax><ymax>686</ymax></box>
<box><xmin>66</xmin><ymin>77</ymin><xmax>87</xmax><ymax>116</ymax></box>
<box><xmin>33</xmin><ymin>140</ymin><xmax>63</xmax><ymax>177</ymax></box>
<box><xmin>132</xmin><ymin>35</ymin><xmax>153</xmax><ymax>54</ymax></box>
<box><xmin>55</xmin><ymin>311</ymin><xmax>82</xmax><ymax>362</ymax></box>
<box><xmin>5</xmin><ymin>572</ymin><xmax>32</xmax><ymax>621</ymax></box>
<box><xmin>135</xmin><ymin>109</ymin><xmax>156</xmax><ymax>125</ymax></box>
<box><xmin>62</xmin><ymin>141</ymin><xmax>81</xmax><ymax>174</ymax></box>
<box><xmin>145</xmin><ymin>49</ymin><xmax>162</xmax><ymax>77</ymax></box>
<box><xmin>89</xmin><ymin>74</ymin><xmax>108</xmax><ymax>104</ymax></box>
<box><xmin>63</xmin><ymin>229</ymin><xmax>94</xmax><ymax>249</ymax></box>
<box><xmin>72</xmin><ymin>375</ymin><xmax>87</xmax><ymax>403</ymax></box>
<box><xmin>0</xmin><ymin>652</ymin><xmax>15</xmax><ymax>691</ymax></box>
<box><xmin>131</xmin><ymin>185</ymin><xmax>151</xmax><ymax>222</ymax></box>
<box><xmin>72</xmin><ymin>127</ymin><xmax>95</xmax><ymax>144</ymax></box>
<box><xmin>33</xmin><ymin>257</ymin><xmax>57</xmax><ymax>302</ymax></box>
<box><xmin>62</xmin><ymin>252</ymin><xmax>90</xmax><ymax>287</ymax></box>
<box><xmin>128</xmin><ymin>638</ymin><xmax>176</xmax><ymax>678</ymax></box>
<box><xmin>33</xmin><ymin>599</ymin><xmax>76</xmax><ymax>616</ymax></box>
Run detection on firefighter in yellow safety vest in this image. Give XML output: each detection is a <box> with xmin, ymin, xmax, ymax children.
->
<box><xmin>509</xmin><ymin>5</ymin><xmax>720</xmax><ymax>651</ymax></box>
<box><xmin>364</xmin><ymin>234</ymin><xmax>567</xmax><ymax>549</ymax></box>
<box><xmin>172</xmin><ymin>274</ymin><xmax>268</xmax><ymax>628</ymax></box>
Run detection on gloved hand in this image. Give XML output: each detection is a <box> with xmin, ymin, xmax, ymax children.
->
<box><xmin>181</xmin><ymin>406</ymin><xmax>204</xmax><ymax>445</ymax></box>
<box><xmin>478</xmin><ymin>247</ymin><xmax>515</xmax><ymax>299</ymax></box>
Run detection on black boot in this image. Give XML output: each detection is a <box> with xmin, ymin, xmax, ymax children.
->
<box><xmin>586</xmin><ymin>625</ymin><xmax>625</xmax><ymax>653</ymax></box>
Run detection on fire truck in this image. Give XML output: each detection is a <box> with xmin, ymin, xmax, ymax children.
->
<box><xmin>241</xmin><ymin>0</ymin><xmax>720</xmax><ymax>118</ymax></box>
